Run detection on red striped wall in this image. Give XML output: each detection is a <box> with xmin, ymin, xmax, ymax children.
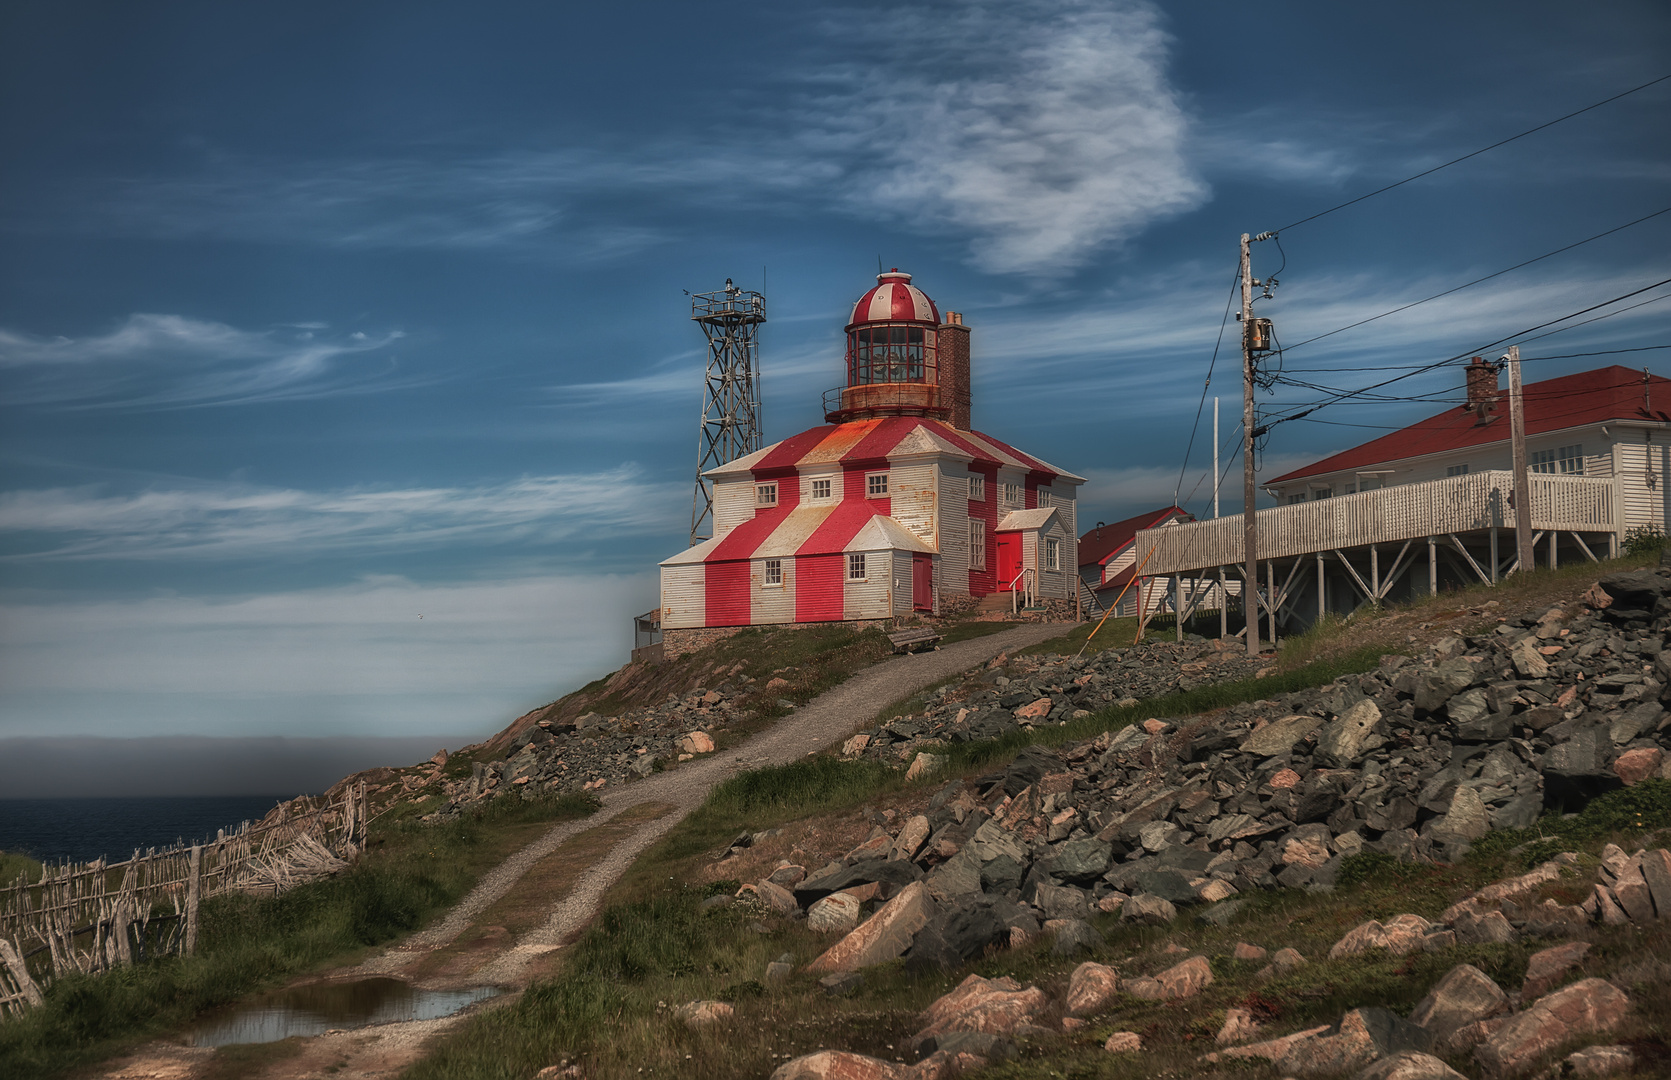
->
<box><xmin>705</xmin><ymin>560</ymin><xmax>751</xmax><ymax>626</ymax></box>
<box><xmin>795</xmin><ymin>553</ymin><xmax>844</xmax><ymax>621</ymax></box>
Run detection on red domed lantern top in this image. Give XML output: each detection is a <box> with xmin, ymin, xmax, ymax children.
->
<box><xmin>847</xmin><ymin>269</ymin><xmax>940</xmax><ymax>330</ymax></box>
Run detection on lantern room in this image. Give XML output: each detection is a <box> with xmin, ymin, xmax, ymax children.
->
<box><xmin>825</xmin><ymin>269</ymin><xmax>971</xmax><ymax>429</ymax></box>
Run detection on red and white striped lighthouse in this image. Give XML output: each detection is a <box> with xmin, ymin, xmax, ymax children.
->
<box><xmin>660</xmin><ymin>269</ymin><xmax>1082</xmax><ymax>640</ymax></box>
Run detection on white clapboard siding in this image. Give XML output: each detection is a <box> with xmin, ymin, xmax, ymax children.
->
<box><xmin>888</xmin><ymin>460</ymin><xmax>939</xmax><ymax>547</ymax></box>
<box><xmin>660</xmin><ymin>565</ymin><xmax>706</xmax><ymax>629</ymax></box>
<box><xmin>892</xmin><ymin>550</ymin><xmax>916</xmax><ymax>616</ymax></box>
<box><xmin>1039</xmin><ymin>518</ymin><xmax>1070</xmax><ymax>598</ymax></box>
<box><xmin>713</xmin><ymin>478</ymin><xmax>755</xmax><ymax>539</ymax></box>
<box><xmin>1139</xmin><ymin>470</ymin><xmax>1616</xmax><ymax>575</ymax></box>
<box><xmin>844</xmin><ymin>553</ymin><xmax>893</xmax><ymax>621</ymax></box>
<box><xmin>936</xmin><ymin>465</ymin><xmax>970</xmax><ymax>593</ymax></box>
<box><xmin>1614</xmin><ymin>443</ymin><xmax>1671</xmax><ymax>529</ymax></box>
<box><xmin>752</xmin><ymin>557</ymin><xmax>795</xmax><ymax>624</ymax></box>
<box><xmin>800</xmin><ymin>466</ymin><xmax>840</xmax><ymax>506</ymax></box>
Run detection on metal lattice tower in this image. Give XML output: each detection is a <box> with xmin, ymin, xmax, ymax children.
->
<box><xmin>689</xmin><ymin>279</ymin><xmax>766</xmax><ymax>546</ymax></box>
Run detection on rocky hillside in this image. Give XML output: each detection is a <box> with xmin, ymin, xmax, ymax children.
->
<box><xmin>684</xmin><ymin>565</ymin><xmax>1671</xmax><ymax>1080</ymax></box>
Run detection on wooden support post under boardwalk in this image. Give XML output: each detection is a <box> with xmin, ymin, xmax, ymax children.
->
<box><xmin>1317</xmin><ymin>551</ymin><xmax>1325</xmax><ymax>620</ymax></box>
<box><xmin>1429</xmin><ymin>535</ymin><xmax>1438</xmax><ymax>596</ymax></box>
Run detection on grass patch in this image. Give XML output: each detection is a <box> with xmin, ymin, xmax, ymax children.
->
<box><xmin>0</xmin><ymin>791</ymin><xmax>597</xmax><ymax>1080</ymax></box>
<box><xmin>1470</xmin><ymin>779</ymin><xmax>1671</xmax><ymax>868</ymax></box>
<box><xmin>939</xmin><ymin>620</ymin><xmax>1020</xmax><ymax>645</ymax></box>
<box><xmin>0</xmin><ymin>849</ymin><xmax>42</xmax><ymax>887</ymax></box>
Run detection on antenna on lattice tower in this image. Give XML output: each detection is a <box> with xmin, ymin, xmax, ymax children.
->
<box><xmin>689</xmin><ymin>278</ymin><xmax>766</xmax><ymax>546</ymax></box>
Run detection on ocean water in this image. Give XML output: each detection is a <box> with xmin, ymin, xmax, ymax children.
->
<box><xmin>0</xmin><ymin>795</ymin><xmax>292</xmax><ymax>865</ymax></box>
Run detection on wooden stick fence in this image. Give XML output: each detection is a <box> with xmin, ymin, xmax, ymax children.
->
<box><xmin>0</xmin><ymin>783</ymin><xmax>368</xmax><ymax>1021</ymax></box>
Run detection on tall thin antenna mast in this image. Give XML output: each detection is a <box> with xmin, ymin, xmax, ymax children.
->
<box><xmin>689</xmin><ymin>279</ymin><xmax>766</xmax><ymax>547</ymax></box>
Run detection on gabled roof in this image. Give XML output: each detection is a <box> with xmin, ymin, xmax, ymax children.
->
<box><xmin>997</xmin><ymin>507</ymin><xmax>1058</xmax><ymax>532</ymax></box>
<box><xmin>1077</xmin><ymin>506</ymin><xmax>1190</xmax><ymax>568</ymax></box>
<box><xmin>705</xmin><ymin>416</ymin><xmax>1085</xmax><ymax>483</ymax></box>
<box><xmin>1270</xmin><ymin>365</ymin><xmax>1671</xmax><ymax>484</ymax></box>
<box><xmin>660</xmin><ymin>504</ymin><xmax>932</xmax><ymax>566</ymax></box>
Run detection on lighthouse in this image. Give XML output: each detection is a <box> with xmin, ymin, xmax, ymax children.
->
<box><xmin>658</xmin><ymin>269</ymin><xmax>1084</xmax><ymax>649</ymax></box>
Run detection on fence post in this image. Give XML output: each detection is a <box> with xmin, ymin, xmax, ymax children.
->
<box><xmin>0</xmin><ymin>938</ymin><xmax>43</xmax><ymax>1008</ymax></box>
<box><xmin>184</xmin><ymin>845</ymin><xmax>202</xmax><ymax>956</ymax></box>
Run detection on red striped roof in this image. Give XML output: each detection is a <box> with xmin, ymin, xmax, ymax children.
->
<box><xmin>710</xmin><ymin>417</ymin><xmax>1083</xmax><ymax>482</ymax></box>
<box><xmin>848</xmin><ymin>270</ymin><xmax>940</xmax><ymax>327</ymax></box>
<box><xmin>1271</xmin><ymin>365</ymin><xmax>1671</xmax><ymax>483</ymax></box>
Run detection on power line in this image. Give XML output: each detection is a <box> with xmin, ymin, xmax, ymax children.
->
<box><xmin>1257</xmin><ymin>277</ymin><xmax>1671</xmax><ymax>429</ymax></box>
<box><xmin>1272</xmin><ymin>73</ymin><xmax>1671</xmax><ymax>233</ymax></box>
<box><xmin>1277</xmin><ymin>206</ymin><xmax>1671</xmax><ymax>354</ymax></box>
<box><xmin>1283</xmin><ymin>342</ymin><xmax>1671</xmax><ymax>374</ymax></box>
<box><xmin>1172</xmin><ymin>266</ymin><xmax>1242</xmax><ymax>506</ymax></box>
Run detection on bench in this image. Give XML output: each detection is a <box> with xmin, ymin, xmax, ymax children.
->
<box><xmin>887</xmin><ymin>627</ymin><xmax>943</xmax><ymax>653</ymax></box>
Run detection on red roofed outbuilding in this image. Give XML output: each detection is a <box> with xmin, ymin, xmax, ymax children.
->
<box><xmin>660</xmin><ymin>271</ymin><xmax>1084</xmax><ymax>636</ymax></box>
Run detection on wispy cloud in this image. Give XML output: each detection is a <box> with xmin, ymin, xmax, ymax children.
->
<box><xmin>0</xmin><ymin>468</ymin><xmax>684</xmax><ymax>561</ymax></box>
<box><xmin>0</xmin><ymin>313</ymin><xmax>411</xmax><ymax>409</ymax></box>
<box><xmin>801</xmin><ymin>0</ymin><xmax>1206</xmax><ymax>273</ymax></box>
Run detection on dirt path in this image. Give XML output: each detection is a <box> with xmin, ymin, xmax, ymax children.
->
<box><xmin>97</xmin><ymin>622</ymin><xmax>1068</xmax><ymax>1080</ymax></box>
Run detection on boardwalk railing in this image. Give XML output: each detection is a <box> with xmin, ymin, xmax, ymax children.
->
<box><xmin>1136</xmin><ymin>471</ymin><xmax>1616</xmax><ymax>576</ymax></box>
<box><xmin>0</xmin><ymin>784</ymin><xmax>366</xmax><ymax>1020</ymax></box>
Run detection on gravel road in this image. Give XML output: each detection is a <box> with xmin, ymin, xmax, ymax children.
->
<box><xmin>393</xmin><ymin>621</ymin><xmax>1070</xmax><ymax>982</ymax></box>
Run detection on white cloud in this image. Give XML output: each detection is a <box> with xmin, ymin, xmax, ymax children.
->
<box><xmin>801</xmin><ymin>0</ymin><xmax>1206</xmax><ymax>274</ymax></box>
<box><xmin>0</xmin><ymin>313</ymin><xmax>411</xmax><ymax>408</ymax></box>
<box><xmin>0</xmin><ymin>468</ymin><xmax>685</xmax><ymax>561</ymax></box>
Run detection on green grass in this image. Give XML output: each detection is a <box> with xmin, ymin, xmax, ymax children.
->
<box><xmin>0</xmin><ymin>791</ymin><xmax>597</xmax><ymax>1080</ymax></box>
<box><xmin>0</xmin><ymin>850</ymin><xmax>43</xmax><ymax>887</ymax></box>
<box><xmin>939</xmin><ymin>620</ymin><xmax>1020</xmax><ymax>644</ymax></box>
<box><xmin>1470</xmin><ymin>778</ymin><xmax>1671</xmax><ymax>868</ymax></box>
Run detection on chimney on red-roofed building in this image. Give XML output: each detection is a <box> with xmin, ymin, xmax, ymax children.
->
<box><xmin>1466</xmin><ymin>356</ymin><xmax>1498</xmax><ymax>420</ymax></box>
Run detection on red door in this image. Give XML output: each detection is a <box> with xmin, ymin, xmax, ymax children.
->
<box><xmin>995</xmin><ymin>532</ymin><xmax>1020</xmax><ymax>591</ymax></box>
<box><xmin>912</xmin><ymin>553</ymin><xmax>932</xmax><ymax>612</ymax></box>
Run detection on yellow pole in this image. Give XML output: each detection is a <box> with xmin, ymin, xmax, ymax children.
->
<box><xmin>1074</xmin><ymin>545</ymin><xmax>1158</xmax><ymax>661</ymax></box>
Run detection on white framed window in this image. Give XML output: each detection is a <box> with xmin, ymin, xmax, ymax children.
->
<box><xmin>1287</xmin><ymin>492</ymin><xmax>1307</xmax><ymax>504</ymax></box>
<box><xmin>847</xmin><ymin>552</ymin><xmax>867</xmax><ymax>580</ymax></box>
<box><xmin>755</xmin><ymin>482</ymin><xmax>778</xmax><ymax>507</ymax></box>
<box><xmin>1446</xmin><ymin>464</ymin><xmax>1469</xmax><ymax>477</ymax></box>
<box><xmin>967</xmin><ymin>475</ymin><xmax>985</xmax><ymax>501</ymax></box>
<box><xmin>763</xmin><ymin>558</ymin><xmax>782</xmax><ymax>586</ymax></box>
<box><xmin>1003</xmin><ymin>482</ymin><xmax>1021</xmax><ymax>506</ymax></box>
<box><xmin>1532</xmin><ymin>445</ymin><xmax>1584</xmax><ymax>475</ymax></box>
<box><xmin>1045</xmin><ymin>536</ymin><xmax>1060</xmax><ymax>571</ymax></box>
<box><xmin>1037</xmin><ymin>489</ymin><xmax>1052</xmax><ymax>507</ymax></box>
<box><xmin>968</xmin><ymin>520</ymin><xmax>986</xmax><ymax>569</ymax></box>
<box><xmin>867</xmin><ymin>472</ymin><xmax>888</xmax><ymax>497</ymax></box>
<box><xmin>811</xmin><ymin>478</ymin><xmax>832</xmax><ymax>500</ymax></box>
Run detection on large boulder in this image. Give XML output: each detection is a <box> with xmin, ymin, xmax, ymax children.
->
<box><xmin>1521</xmin><ymin>942</ymin><xmax>1590</xmax><ymax>999</ymax></box>
<box><xmin>913</xmin><ymin>973</ymin><xmax>1050</xmax><ymax>1049</ymax></box>
<box><xmin>1329</xmin><ymin>914</ymin><xmax>1432</xmax><ymax>959</ymax></box>
<box><xmin>1049</xmin><ymin>837</ymin><xmax>1113</xmax><ymax>884</ymax></box>
<box><xmin>806</xmin><ymin>882</ymin><xmax>937</xmax><ymax>974</ymax></box>
<box><xmin>769</xmin><ymin>1051</ymin><xmax>910</xmax><ymax>1080</ymax></box>
<box><xmin>795</xmin><ymin>858</ymin><xmax>924</xmax><ymax>906</ymax></box>
<box><xmin>1474</xmin><ymin>979</ymin><xmax>1631</xmax><ymax>1077</ymax></box>
<box><xmin>1409</xmin><ymin>964</ymin><xmax>1509</xmax><ymax>1048</ymax></box>
<box><xmin>1316</xmin><ymin>699</ymin><xmax>1387</xmax><ymax>766</ymax></box>
<box><xmin>1354</xmin><ymin>1052</ymin><xmax>1468</xmax><ymax>1080</ymax></box>
<box><xmin>807</xmin><ymin>892</ymin><xmax>863</xmax><ymax>934</ymax></box>
<box><xmin>1120</xmin><ymin>892</ymin><xmax>1177</xmax><ymax>925</ymax></box>
<box><xmin>1122</xmin><ymin>955</ymin><xmax>1212</xmax><ymax>1001</ymax></box>
<box><xmin>1241</xmin><ymin>714</ymin><xmax>1324</xmax><ymax>756</ymax></box>
<box><xmin>1065</xmin><ymin>961</ymin><xmax>1120</xmax><ymax>1017</ymax></box>
<box><xmin>1414</xmin><ymin>660</ymin><xmax>1476</xmax><ymax>714</ymax></box>
<box><xmin>905</xmin><ymin>903</ymin><xmax>1007</xmax><ymax>972</ymax></box>
<box><xmin>1278</xmin><ymin>1007</ymin><xmax>1431</xmax><ymax>1077</ymax></box>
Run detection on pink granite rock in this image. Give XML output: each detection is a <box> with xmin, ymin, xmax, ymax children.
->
<box><xmin>1065</xmin><ymin>962</ymin><xmax>1120</xmax><ymax>1017</ymax></box>
<box><xmin>1475</xmin><ymin>978</ymin><xmax>1631</xmax><ymax>1076</ymax></box>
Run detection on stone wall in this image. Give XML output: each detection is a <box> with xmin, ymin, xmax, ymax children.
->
<box><xmin>662</xmin><ymin>619</ymin><xmax>893</xmax><ymax>657</ymax></box>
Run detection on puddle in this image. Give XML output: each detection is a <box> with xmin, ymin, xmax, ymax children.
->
<box><xmin>188</xmin><ymin>977</ymin><xmax>499</xmax><ymax>1047</ymax></box>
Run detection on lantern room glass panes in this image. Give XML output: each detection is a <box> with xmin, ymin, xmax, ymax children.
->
<box><xmin>848</xmin><ymin>325</ymin><xmax>933</xmax><ymax>384</ymax></box>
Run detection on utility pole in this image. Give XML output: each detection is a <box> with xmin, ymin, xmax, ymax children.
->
<box><xmin>1507</xmin><ymin>345</ymin><xmax>1533</xmax><ymax>574</ymax></box>
<box><xmin>1241</xmin><ymin>233</ymin><xmax>1259</xmax><ymax>657</ymax></box>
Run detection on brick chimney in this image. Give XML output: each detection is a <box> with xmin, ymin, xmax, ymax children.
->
<box><xmin>938</xmin><ymin>312</ymin><xmax>972</xmax><ymax>430</ymax></box>
<box><xmin>1466</xmin><ymin>356</ymin><xmax>1498</xmax><ymax>419</ymax></box>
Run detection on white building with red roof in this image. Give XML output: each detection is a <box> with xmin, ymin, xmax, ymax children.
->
<box><xmin>659</xmin><ymin>270</ymin><xmax>1084</xmax><ymax>640</ymax></box>
<box><xmin>1135</xmin><ymin>362</ymin><xmax>1665</xmax><ymax>640</ymax></box>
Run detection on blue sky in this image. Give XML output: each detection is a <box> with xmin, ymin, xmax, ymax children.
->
<box><xmin>1</xmin><ymin>1</ymin><xmax>1668</xmax><ymax>780</ymax></box>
